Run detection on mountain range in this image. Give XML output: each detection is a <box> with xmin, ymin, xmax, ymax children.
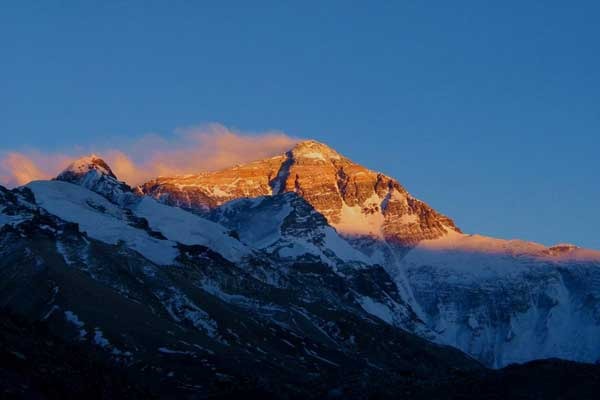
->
<box><xmin>1</xmin><ymin>140</ymin><xmax>599</xmax><ymax>398</ymax></box>
<box><xmin>141</xmin><ymin>140</ymin><xmax>600</xmax><ymax>367</ymax></box>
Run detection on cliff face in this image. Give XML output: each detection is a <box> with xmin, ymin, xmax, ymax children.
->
<box><xmin>141</xmin><ymin>140</ymin><xmax>459</xmax><ymax>247</ymax></box>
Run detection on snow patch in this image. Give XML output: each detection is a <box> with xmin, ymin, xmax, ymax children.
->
<box><xmin>300</xmin><ymin>152</ymin><xmax>327</xmax><ymax>161</ymax></box>
<box><xmin>357</xmin><ymin>296</ymin><xmax>394</xmax><ymax>325</ymax></box>
<box><xmin>157</xmin><ymin>287</ymin><xmax>218</xmax><ymax>338</ymax></box>
<box><xmin>334</xmin><ymin>194</ymin><xmax>385</xmax><ymax>239</ymax></box>
<box><xmin>94</xmin><ymin>328</ymin><xmax>110</xmax><ymax>348</ymax></box>
<box><xmin>64</xmin><ymin>310</ymin><xmax>87</xmax><ymax>338</ymax></box>
<box><xmin>158</xmin><ymin>347</ymin><xmax>194</xmax><ymax>355</ymax></box>
<box><xmin>56</xmin><ymin>240</ymin><xmax>76</xmax><ymax>266</ymax></box>
<box><xmin>0</xmin><ymin>211</ymin><xmax>27</xmax><ymax>228</ymax></box>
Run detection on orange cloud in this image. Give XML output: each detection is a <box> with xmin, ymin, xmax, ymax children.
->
<box><xmin>0</xmin><ymin>152</ymin><xmax>73</xmax><ymax>187</ymax></box>
<box><xmin>0</xmin><ymin>124</ymin><xmax>300</xmax><ymax>188</ymax></box>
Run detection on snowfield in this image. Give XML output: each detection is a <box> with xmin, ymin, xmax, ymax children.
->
<box><xmin>133</xmin><ymin>197</ymin><xmax>251</xmax><ymax>263</ymax></box>
<box><xmin>28</xmin><ymin>180</ymin><xmax>179</xmax><ymax>265</ymax></box>
<box><xmin>28</xmin><ymin>180</ymin><xmax>251</xmax><ymax>265</ymax></box>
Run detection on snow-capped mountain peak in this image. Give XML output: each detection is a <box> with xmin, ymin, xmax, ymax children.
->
<box><xmin>55</xmin><ymin>155</ymin><xmax>135</xmax><ymax>205</ymax></box>
<box><xmin>141</xmin><ymin>140</ymin><xmax>459</xmax><ymax>246</ymax></box>
<box><xmin>290</xmin><ymin>139</ymin><xmax>343</xmax><ymax>161</ymax></box>
<box><xmin>57</xmin><ymin>154</ymin><xmax>117</xmax><ymax>180</ymax></box>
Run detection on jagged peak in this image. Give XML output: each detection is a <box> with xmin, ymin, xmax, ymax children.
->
<box><xmin>290</xmin><ymin>140</ymin><xmax>342</xmax><ymax>160</ymax></box>
<box><xmin>55</xmin><ymin>155</ymin><xmax>136</xmax><ymax>206</ymax></box>
<box><xmin>57</xmin><ymin>154</ymin><xmax>117</xmax><ymax>180</ymax></box>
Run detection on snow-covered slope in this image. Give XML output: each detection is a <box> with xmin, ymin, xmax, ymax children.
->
<box><xmin>28</xmin><ymin>180</ymin><xmax>179</xmax><ymax>265</ymax></box>
<box><xmin>133</xmin><ymin>196</ymin><xmax>251</xmax><ymax>262</ymax></box>
<box><xmin>28</xmin><ymin>156</ymin><xmax>253</xmax><ymax>264</ymax></box>
<box><xmin>400</xmin><ymin>230</ymin><xmax>600</xmax><ymax>367</ymax></box>
<box><xmin>209</xmin><ymin>192</ymin><xmax>370</xmax><ymax>267</ymax></box>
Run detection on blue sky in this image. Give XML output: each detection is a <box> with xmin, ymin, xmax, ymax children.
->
<box><xmin>1</xmin><ymin>1</ymin><xmax>598</xmax><ymax>249</ymax></box>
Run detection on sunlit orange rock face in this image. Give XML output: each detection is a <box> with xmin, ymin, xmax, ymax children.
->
<box><xmin>140</xmin><ymin>140</ymin><xmax>460</xmax><ymax>246</ymax></box>
<box><xmin>139</xmin><ymin>156</ymin><xmax>283</xmax><ymax>211</ymax></box>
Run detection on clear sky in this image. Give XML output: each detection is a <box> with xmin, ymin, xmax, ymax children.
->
<box><xmin>1</xmin><ymin>1</ymin><xmax>599</xmax><ymax>249</ymax></box>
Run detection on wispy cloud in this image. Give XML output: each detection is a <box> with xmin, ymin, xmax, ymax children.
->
<box><xmin>0</xmin><ymin>152</ymin><xmax>73</xmax><ymax>188</ymax></box>
<box><xmin>0</xmin><ymin>123</ymin><xmax>300</xmax><ymax>187</ymax></box>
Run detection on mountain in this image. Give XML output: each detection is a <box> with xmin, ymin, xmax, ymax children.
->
<box><xmin>56</xmin><ymin>155</ymin><xmax>137</xmax><ymax>206</ymax></box>
<box><xmin>0</xmin><ymin>158</ymin><xmax>484</xmax><ymax>399</ymax></box>
<box><xmin>2</xmin><ymin>150</ymin><xmax>600</xmax><ymax>398</ymax></box>
<box><xmin>141</xmin><ymin>140</ymin><xmax>600</xmax><ymax>368</ymax></box>
<box><xmin>141</xmin><ymin>140</ymin><xmax>459</xmax><ymax>246</ymax></box>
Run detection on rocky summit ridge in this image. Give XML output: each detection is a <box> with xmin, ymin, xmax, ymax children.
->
<box><xmin>141</xmin><ymin>140</ymin><xmax>460</xmax><ymax>247</ymax></box>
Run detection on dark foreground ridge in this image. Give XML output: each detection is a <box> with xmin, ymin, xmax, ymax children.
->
<box><xmin>1</xmin><ymin>312</ymin><xmax>600</xmax><ymax>400</ymax></box>
<box><xmin>0</xmin><ymin>310</ymin><xmax>152</xmax><ymax>399</ymax></box>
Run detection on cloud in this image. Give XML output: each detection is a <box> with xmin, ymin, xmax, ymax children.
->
<box><xmin>0</xmin><ymin>152</ymin><xmax>73</xmax><ymax>187</ymax></box>
<box><xmin>0</xmin><ymin>123</ymin><xmax>300</xmax><ymax>187</ymax></box>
